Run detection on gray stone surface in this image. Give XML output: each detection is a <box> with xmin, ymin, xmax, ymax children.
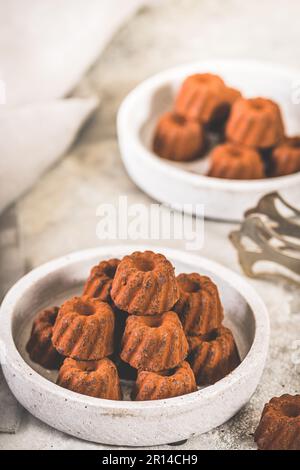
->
<box><xmin>0</xmin><ymin>206</ymin><xmax>25</xmax><ymax>433</ymax></box>
<box><xmin>0</xmin><ymin>0</ymin><xmax>300</xmax><ymax>450</ymax></box>
<box><xmin>0</xmin><ymin>369</ymin><xmax>23</xmax><ymax>434</ymax></box>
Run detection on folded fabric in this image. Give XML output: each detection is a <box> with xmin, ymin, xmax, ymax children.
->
<box><xmin>0</xmin><ymin>97</ymin><xmax>97</xmax><ymax>213</ymax></box>
<box><xmin>0</xmin><ymin>0</ymin><xmax>150</xmax><ymax>213</ymax></box>
<box><xmin>0</xmin><ymin>0</ymin><xmax>148</xmax><ymax>105</ymax></box>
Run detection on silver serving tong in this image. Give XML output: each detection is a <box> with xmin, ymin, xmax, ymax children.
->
<box><xmin>230</xmin><ymin>192</ymin><xmax>300</xmax><ymax>284</ymax></box>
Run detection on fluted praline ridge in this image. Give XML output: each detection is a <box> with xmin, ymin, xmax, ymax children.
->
<box><xmin>208</xmin><ymin>143</ymin><xmax>265</xmax><ymax>179</ymax></box>
<box><xmin>57</xmin><ymin>357</ymin><xmax>122</xmax><ymax>400</ymax></box>
<box><xmin>188</xmin><ymin>326</ymin><xmax>240</xmax><ymax>385</ymax></box>
<box><xmin>26</xmin><ymin>306</ymin><xmax>63</xmax><ymax>370</ymax></box>
<box><xmin>134</xmin><ymin>361</ymin><xmax>197</xmax><ymax>401</ymax></box>
<box><xmin>121</xmin><ymin>311</ymin><xmax>188</xmax><ymax>372</ymax></box>
<box><xmin>174</xmin><ymin>273</ymin><xmax>224</xmax><ymax>336</ymax></box>
<box><xmin>52</xmin><ymin>296</ymin><xmax>114</xmax><ymax>361</ymax></box>
<box><xmin>83</xmin><ymin>258</ymin><xmax>120</xmax><ymax>301</ymax></box>
<box><xmin>226</xmin><ymin>97</ymin><xmax>284</xmax><ymax>148</ymax></box>
<box><xmin>153</xmin><ymin>112</ymin><xmax>205</xmax><ymax>161</ymax></box>
<box><xmin>111</xmin><ymin>251</ymin><xmax>179</xmax><ymax>316</ymax></box>
<box><xmin>271</xmin><ymin>137</ymin><xmax>300</xmax><ymax>176</ymax></box>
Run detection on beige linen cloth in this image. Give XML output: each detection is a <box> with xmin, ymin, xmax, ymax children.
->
<box><xmin>0</xmin><ymin>0</ymin><xmax>151</xmax><ymax>213</ymax></box>
<box><xmin>0</xmin><ymin>0</ymin><xmax>152</xmax><ymax>433</ymax></box>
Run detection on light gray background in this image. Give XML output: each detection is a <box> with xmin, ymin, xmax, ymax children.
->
<box><xmin>0</xmin><ymin>0</ymin><xmax>299</xmax><ymax>450</ymax></box>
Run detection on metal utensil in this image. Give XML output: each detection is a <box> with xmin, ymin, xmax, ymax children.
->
<box><xmin>230</xmin><ymin>192</ymin><xmax>300</xmax><ymax>284</ymax></box>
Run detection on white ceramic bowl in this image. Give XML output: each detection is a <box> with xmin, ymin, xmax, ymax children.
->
<box><xmin>0</xmin><ymin>246</ymin><xmax>269</xmax><ymax>446</ymax></box>
<box><xmin>117</xmin><ymin>59</ymin><xmax>300</xmax><ymax>221</ymax></box>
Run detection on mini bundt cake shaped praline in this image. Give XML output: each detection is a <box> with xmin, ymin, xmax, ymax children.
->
<box><xmin>134</xmin><ymin>361</ymin><xmax>197</xmax><ymax>401</ymax></box>
<box><xmin>26</xmin><ymin>307</ymin><xmax>63</xmax><ymax>370</ymax></box>
<box><xmin>174</xmin><ymin>273</ymin><xmax>223</xmax><ymax>336</ymax></box>
<box><xmin>188</xmin><ymin>326</ymin><xmax>240</xmax><ymax>385</ymax></box>
<box><xmin>57</xmin><ymin>357</ymin><xmax>122</xmax><ymax>400</ymax></box>
<box><xmin>208</xmin><ymin>143</ymin><xmax>265</xmax><ymax>179</ymax></box>
<box><xmin>111</xmin><ymin>251</ymin><xmax>179</xmax><ymax>316</ymax></box>
<box><xmin>254</xmin><ymin>394</ymin><xmax>300</xmax><ymax>450</ymax></box>
<box><xmin>153</xmin><ymin>112</ymin><xmax>205</xmax><ymax>162</ymax></box>
<box><xmin>52</xmin><ymin>296</ymin><xmax>114</xmax><ymax>361</ymax></box>
<box><xmin>226</xmin><ymin>97</ymin><xmax>285</xmax><ymax>148</ymax></box>
<box><xmin>121</xmin><ymin>311</ymin><xmax>189</xmax><ymax>372</ymax></box>
<box><xmin>83</xmin><ymin>258</ymin><xmax>120</xmax><ymax>302</ymax></box>
<box><xmin>175</xmin><ymin>73</ymin><xmax>241</xmax><ymax>127</ymax></box>
<box><xmin>271</xmin><ymin>137</ymin><xmax>300</xmax><ymax>176</ymax></box>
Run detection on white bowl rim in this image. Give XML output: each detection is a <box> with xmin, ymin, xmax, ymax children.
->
<box><xmin>0</xmin><ymin>244</ymin><xmax>270</xmax><ymax>411</ymax></box>
<box><xmin>117</xmin><ymin>58</ymin><xmax>300</xmax><ymax>192</ymax></box>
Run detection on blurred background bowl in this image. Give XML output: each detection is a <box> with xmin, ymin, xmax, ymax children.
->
<box><xmin>117</xmin><ymin>59</ymin><xmax>300</xmax><ymax>221</ymax></box>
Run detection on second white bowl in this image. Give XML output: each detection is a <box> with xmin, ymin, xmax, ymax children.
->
<box><xmin>117</xmin><ymin>59</ymin><xmax>300</xmax><ymax>221</ymax></box>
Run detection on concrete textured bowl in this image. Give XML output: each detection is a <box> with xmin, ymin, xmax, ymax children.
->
<box><xmin>0</xmin><ymin>246</ymin><xmax>269</xmax><ymax>446</ymax></box>
<box><xmin>117</xmin><ymin>59</ymin><xmax>300</xmax><ymax>221</ymax></box>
